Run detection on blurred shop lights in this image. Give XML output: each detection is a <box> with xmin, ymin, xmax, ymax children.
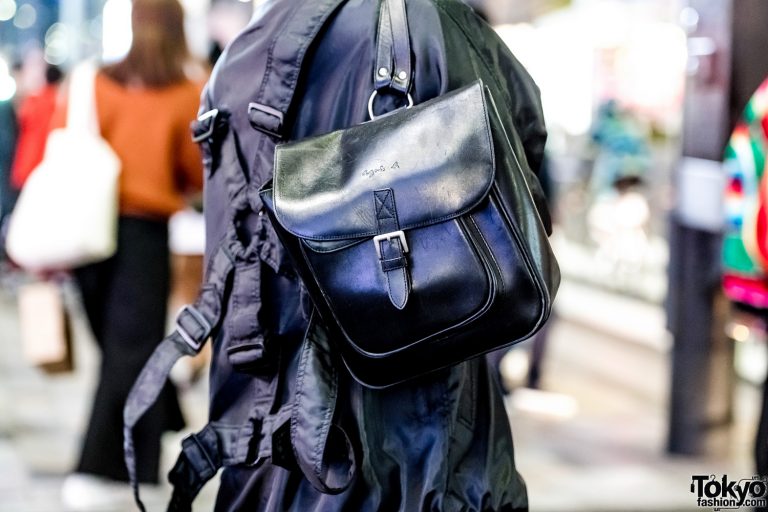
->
<box><xmin>13</xmin><ymin>3</ymin><xmax>36</xmax><ymax>29</ymax></box>
<box><xmin>0</xmin><ymin>0</ymin><xmax>16</xmax><ymax>21</ymax></box>
<box><xmin>494</xmin><ymin>1</ymin><xmax>687</xmax><ymax>139</ymax></box>
<box><xmin>44</xmin><ymin>23</ymin><xmax>69</xmax><ymax>65</ymax></box>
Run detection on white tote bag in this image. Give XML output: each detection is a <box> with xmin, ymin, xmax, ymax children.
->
<box><xmin>6</xmin><ymin>63</ymin><xmax>121</xmax><ymax>271</ymax></box>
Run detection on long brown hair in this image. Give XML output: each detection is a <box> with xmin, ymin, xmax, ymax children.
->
<box><xmin>104</xmin><ymin>0</ymin><xmax>190</xmax><ymax>88</ymax></box>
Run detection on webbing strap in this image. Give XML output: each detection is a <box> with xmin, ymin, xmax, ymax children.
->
<box><xmin>289</xmin><ymin>316</ymin><xmax>357</xmax><ymax>495</ymax></box>
<box><xmin>166</xmin><ymin>405</ymin><xmax>293</xmax><ymax>512</ymax></box>
<box><xmin>245</xmin><ymin>0</ymin><xmax>346</xmax><ymax>139</ymax></box>
<box><xmin>123</xmin><ymin>243</ymin><xmax>235</xmax><ymax>512</ymax></box>
<box><xmin>166</xmin><ymin>426</ymin><xmax>221</xmax><ymax>512</ymax></box>
<box><xmin>164</xmin><ymin>318</ymin><xmax>357</xmax><ymax>511</ymax></box>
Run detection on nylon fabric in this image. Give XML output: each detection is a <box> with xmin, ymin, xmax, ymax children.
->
<box><xmin>189</xmin><ymin>0</ymin><xmax>549</xmax><ymax>509</ymax></box>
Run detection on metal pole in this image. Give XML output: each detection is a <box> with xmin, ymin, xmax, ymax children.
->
<box><xmin>666</xmin><ymin>0</ymin><xmax>734</xmax><ymax>455</ymax></box>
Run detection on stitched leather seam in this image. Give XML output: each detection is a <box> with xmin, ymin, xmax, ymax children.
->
<box><xmin>467</xmin><ymin>214</ymin><xmax>505</xmax><ymax>296</ymax></box>
<box><xmin>374</xmin><ymin>189</ymin><xmax>397</xmax><ymax>222</ymax></box>
<box><xmin>490</xmin><ymin>184</ymin><xmax>550</xmax><ymax>330</ymax></box>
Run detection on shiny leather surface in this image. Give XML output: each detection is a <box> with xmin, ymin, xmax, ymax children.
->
<box><xmin>263</xmin><ymin>82</ymin><xmax>558</xmax><ymax>388</ymax></box>
<box><xmin>273</xmin><ymin>82</ymin><xmax>493</xmax><ymax>240</ymax></box>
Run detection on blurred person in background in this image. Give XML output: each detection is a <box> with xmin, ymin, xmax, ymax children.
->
<box><xmin>52</xmin><ymin>0</ymin><xmax>204</xmax><ymax>508</ymax></box>
<box><xmin>0</xmin><ymin>50</ymin><xmax>51</xmax><ymax>257</ymax></box>
<box><xmin>586</xmin><ymin>100</ymin><xmax>652</xmax><ymax>279</ymax></box>
<box><xmin>721</xmin><ymin>77</ymin><xmax>768</xmax><ymax>512</ymax></box>
<box><xmin>10</xmin><ymin>52</ymin><xmax>63</xmax><ymax>193</ymax></box>
<box><xmin>588</xmin><ymin>99</ymin><xmax>651</xmax><ymax>198</ymax></box>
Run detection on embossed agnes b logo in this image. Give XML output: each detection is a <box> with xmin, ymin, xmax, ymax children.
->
<box><xmin>362</xmin><ymin>160</ymin><xmax>400</xmax><ymax>178</ymax></box>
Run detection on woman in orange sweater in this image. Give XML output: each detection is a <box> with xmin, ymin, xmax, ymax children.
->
<box><xmin>59</xmin><ymin>0</ymin><xmax>204</xmax><ymax>507</ymax></box>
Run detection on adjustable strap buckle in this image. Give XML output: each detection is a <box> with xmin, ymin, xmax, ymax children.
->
<box><xmin>179</xmin><ymin>429</ymin><xmax>219</xmax><ymax>481</ymax></box>
<box><xmin>372</xmin><ymin>188</ymin><xmax>410</xmax><ymax>309</ymax></box>
<box><xmin>373</xmin><ymin>230</ymin><xmax>409</xmax><ymax>259</ymax></box>
<box><xmin>192</xmin><ymin>108</ymin><xmax>220</xmax><ymax>143</ymax></box>
<box><xmin>248</xmin><ymin>102</ymin><xmax>284</xmax><ymax>139</ymax></box>
<box><xmin>175</xmin><ymin>305</ymin><xmax>212</xmax><ymax>352</ymax></box>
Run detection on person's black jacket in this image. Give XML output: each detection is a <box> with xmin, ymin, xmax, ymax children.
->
<box><xmin>200</xmin><ymin>1</ymin><xmax>548</xmax><ymax>510</ymax></box>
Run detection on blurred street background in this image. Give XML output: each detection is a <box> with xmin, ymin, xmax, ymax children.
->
<box><xmin>1</xmin><ymin>0</ymin><xmax>768</xmax><ymax>510</ymax></box>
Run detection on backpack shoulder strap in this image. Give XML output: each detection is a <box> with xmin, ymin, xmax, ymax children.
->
<box><xmin>165</xmin><ymin>316</ymin><xmax>357</xmax><ymax>511</ymax></box>
<box><xmin>122</xmin><ymin>1</ymin><xmax>347</xmax><ymax>510</ymax></box>
<box><xmin>123</xmin><ymin>240</ymin><xmax>235</xmax><ymax>512</ymax></box>
<box><xmin>247</xmin><ymin>0</ymin><xmax>348</xmax><ymax>140</ymax></box>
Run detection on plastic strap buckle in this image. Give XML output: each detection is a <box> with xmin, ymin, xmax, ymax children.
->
<box><xmin>175</xmin><ymin>305</ymin><xmax>212</xmax><ymax>353</ymax></box>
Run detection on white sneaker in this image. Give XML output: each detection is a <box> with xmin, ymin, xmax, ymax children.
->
<box><xmin>60</xmin><ymin>473</ymin><xmax>134</xmax><ymax>511</ymax></box>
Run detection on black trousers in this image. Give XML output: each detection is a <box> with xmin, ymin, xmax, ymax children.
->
<box><xmin>74</xmin><ymin>216</ymin><xmax>184</xmax><ymax>483</ymax></box>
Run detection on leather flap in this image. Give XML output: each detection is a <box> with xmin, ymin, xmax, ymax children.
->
<box><xmin>273</xmin><ymin>81</ymin><xmax>494</xmax><ymax>240</ymax></box>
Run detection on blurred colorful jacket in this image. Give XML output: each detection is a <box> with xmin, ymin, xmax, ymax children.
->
<box><xmin>723</xmin><ymin>78</ymin><xmax>768</xmax><ymax>307</ymax></box>
<box><xmin>10</xmin><ymin>83</ymin><xmax>58</xmax><ymax>190</ymax></box>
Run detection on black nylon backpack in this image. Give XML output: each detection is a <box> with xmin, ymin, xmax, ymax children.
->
<box><xmin>122</xmin><ymin>0</ymin><xmax>556</xmax><ymax>509</ymax></box>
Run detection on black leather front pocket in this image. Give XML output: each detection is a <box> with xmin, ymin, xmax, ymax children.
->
<box><xmin>300</xmin><ymin>217</ymin><xmax>495</xmax><ymax>356</ymax></box>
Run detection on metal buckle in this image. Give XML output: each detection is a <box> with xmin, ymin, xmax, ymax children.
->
<box><xmin>175</xmin><ymin>305</ymin><xmax>212</xmax><ymax>352</ymax></box>
<box><xmin>192</xmin><ymin>108</ymin><xmax>219</xmax><ymax>143</ymax></box>
<box><xmin>373</xmin><ymin>230</ymin><xmax>409</xmax><ymax>259</ymax></box>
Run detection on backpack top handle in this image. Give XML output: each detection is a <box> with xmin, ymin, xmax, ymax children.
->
<box><xmin>370</xmin><ymin>0</ymin><xmax>413</xmax><ymax>120</ymax></box>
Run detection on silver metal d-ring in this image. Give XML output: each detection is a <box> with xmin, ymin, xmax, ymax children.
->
<box><xmin>367</xmin><ymin>90</ymin><xmax>414</xmax><ymax>121</ymax></box>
